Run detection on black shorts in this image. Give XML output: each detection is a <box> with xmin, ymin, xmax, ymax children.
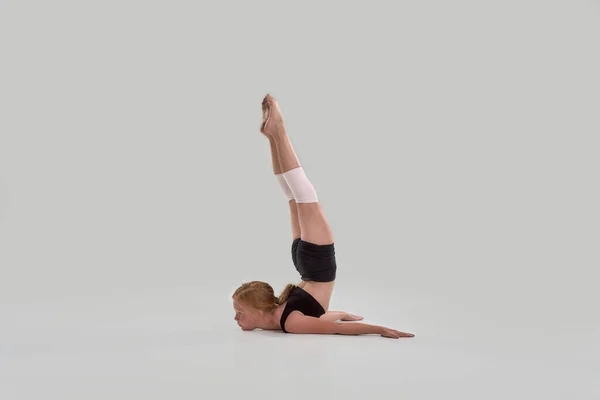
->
<box><xmin>291</xmin><ymin>238</ymin><xmax>337</xmax><ymax>282</ymax></box>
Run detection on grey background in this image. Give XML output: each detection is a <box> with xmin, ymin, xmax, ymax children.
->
<box><xmin>1</xmin><ymin>0</ymin><xmax>598</xmax><ymax>399</ymax></box>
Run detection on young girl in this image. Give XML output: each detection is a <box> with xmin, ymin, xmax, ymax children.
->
<box><xmin>232</xmin><ymin>94</ymin><xmax>414</xmax><ymax>339</ymax></box>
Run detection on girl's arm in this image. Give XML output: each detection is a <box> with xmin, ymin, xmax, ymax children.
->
<box><xmin>285</xmin><ymin>312</ymin><xmax>414</xmax><ymax>338</ymax></box>
<box><xmin>319</xmin><ymin>311</ymin><xmax>363</xmax><ymax>322</ymax></box>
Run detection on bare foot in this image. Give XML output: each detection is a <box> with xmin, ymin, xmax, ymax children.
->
<box><xmin>260</xmin><ymin>93</ymin><xmax>286</xmax><ymax>137</ymax></box>
<box><xmin>341</xmin><ymin>313</ymin><xmax>364</xmax><ymax>321</ymax></box>
<box><xmin>260</xmin><ymin>95</ymin><xmax>270</xmax><ymax>138</ymax></box>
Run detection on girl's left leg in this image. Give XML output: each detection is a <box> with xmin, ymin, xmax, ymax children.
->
<box><xmin>264</xmin><ymin>126</ymin><xmax>301</xmax><ymax>241</ymax></box>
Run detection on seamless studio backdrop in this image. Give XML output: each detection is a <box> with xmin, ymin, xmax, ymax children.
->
<box><xmin>0</xmin><ymin>1</ymin><xmax>598</xmax><ymax>399</ymax></box>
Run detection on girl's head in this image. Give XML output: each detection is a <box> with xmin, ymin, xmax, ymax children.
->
<box><xmin>232</xmin><ymin>281</ymin><xmax>296</xmax><ymax>330</ymax></box>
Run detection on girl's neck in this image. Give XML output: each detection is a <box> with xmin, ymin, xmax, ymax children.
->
<box><xmin>259</xmin><ymin>304</ymin><xmax>285</xmax><ymax>330</ymax></box>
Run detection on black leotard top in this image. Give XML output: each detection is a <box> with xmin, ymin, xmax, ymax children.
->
<box><xmin>280</xmin><ymin>286</ymin><xmax>326</xmax><ymax>333</ymax></box>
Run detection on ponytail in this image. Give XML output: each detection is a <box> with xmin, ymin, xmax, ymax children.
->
<box><xmin>277</xmin><ymin>283</ymin><xmax>297</xmax><ymax>305</ymax></box>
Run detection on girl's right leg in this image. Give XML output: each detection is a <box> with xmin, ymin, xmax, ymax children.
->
<box><xmin>263</xmin><ymin>94</ymin><xmax>334</xmax><ymax>246</ymax></box>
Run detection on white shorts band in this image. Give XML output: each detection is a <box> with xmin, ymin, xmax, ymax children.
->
<box><xmin>282</xmin><ymin>167</ymin><xmax>318</xmax><ymax>203</ymax></box>
<box><xmin>275</xmin><ymin>174</ymin><xmax>295</xmax><ymax>201</ymax></box>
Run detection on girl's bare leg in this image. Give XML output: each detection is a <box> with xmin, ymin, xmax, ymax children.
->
<box><xmin>263</xmin><ymin>115</ymin><xmax>301</xmax><ymax>240</ymax></box>
<box><xmin>262</xmin><ymin>94</ymin><xmax>334</xmax><ymax>246</ymax></box>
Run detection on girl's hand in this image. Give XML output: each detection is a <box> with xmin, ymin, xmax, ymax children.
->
<box><xmin>380</xmin><ymin>327</ymin><xmax>415</xmax><ymax>339</ymax></box>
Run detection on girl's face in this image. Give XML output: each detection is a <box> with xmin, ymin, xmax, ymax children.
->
<box><xmin>233</xmin><ymin>301</ymin><xmax>259</xmax><ymax>331</ymax></box>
